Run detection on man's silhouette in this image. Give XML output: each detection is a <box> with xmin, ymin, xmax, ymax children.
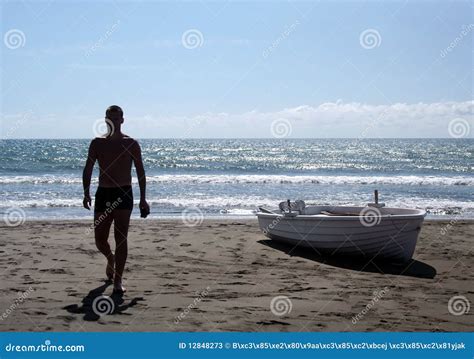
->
<box><xmin>83</xmin><ymin>105</ymin><xmax>149</xmax><ymax>293</ymax></box>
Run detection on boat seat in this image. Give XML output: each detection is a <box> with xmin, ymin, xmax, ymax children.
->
<box><xmin>279</xmin><ymin>200</ymin><xmax>306</xmax><ymax>214</ymax></box>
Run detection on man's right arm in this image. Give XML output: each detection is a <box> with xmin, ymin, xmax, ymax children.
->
<box><xmin>82</xmin><ymin>140</ymin><xmax>97</xmax><ymax>210</ymax></box>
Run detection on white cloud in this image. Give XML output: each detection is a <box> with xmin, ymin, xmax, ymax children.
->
<box><xmin>125</xmin><ymin>100</ymin><xmax>473</xmax><ymax>138</ymax></box>
<box><xmin>2</xmin><ymin>101</ymin><xmax>473</xmax><ymax>138</ymax></box>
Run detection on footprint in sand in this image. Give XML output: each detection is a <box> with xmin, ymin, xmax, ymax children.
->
<box><xmin>39</xmin><ymin>268</ymin><xmax>69</xmax><ymax>274</ymax></box>
<box><xmin>256</xmin><ymin>320</ymin><xmax>290</xmax><ymax>326</ymax></box>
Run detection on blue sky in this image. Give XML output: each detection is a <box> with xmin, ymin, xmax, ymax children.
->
<box><xmin>1</xmin><ymin>0</ymin><xmax>473</xmax><ymax>138</ymax></box>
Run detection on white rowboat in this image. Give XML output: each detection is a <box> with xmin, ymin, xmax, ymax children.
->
<box><xmin>256</xmin><ymin>197</ymin><xmax>426</xmax><ymax>263</ymax></box>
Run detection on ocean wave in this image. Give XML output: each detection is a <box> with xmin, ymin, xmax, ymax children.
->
<box><xmin>1</xmin><ymin>196</ymin><xmax>473</xmax><ymax>217</ymax></box>
<box><xmin>0</xmin><ymin>174</ymin><xmax>473</xmax><ymax>186</ymax></box>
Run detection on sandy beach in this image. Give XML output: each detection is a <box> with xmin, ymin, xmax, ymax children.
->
<box><xmin>0</xmin><ymin>219</ymin><xmax>472</xmax><ymax>332</ymax></box>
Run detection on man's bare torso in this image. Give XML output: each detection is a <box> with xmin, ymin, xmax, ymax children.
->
<box><xmin>92</xmin><ymin>136</ymin><xmax>136</xmax><ymax>187</ymax></box>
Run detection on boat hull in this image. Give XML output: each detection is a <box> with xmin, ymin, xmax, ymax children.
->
<box><xmin>257</xmin><ymin>206</ymin><xmax>425</xmax><ymax>263</ymax></box>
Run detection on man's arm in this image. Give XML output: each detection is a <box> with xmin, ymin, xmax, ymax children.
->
<box><xmin>132</xmin><ymin>140</ymin><xmax>150</xmax><ymax>216</ymax></box>
<box><xmin>82</xmin><ymin>140</ymin><xmax>97</xmax><ymax>210</ymax></box>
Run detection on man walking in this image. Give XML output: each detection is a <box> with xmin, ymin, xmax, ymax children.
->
<box><xmin>83</xmin><ymin>105</ymin><xmax>150</xmax><ymax>293</ymax></box>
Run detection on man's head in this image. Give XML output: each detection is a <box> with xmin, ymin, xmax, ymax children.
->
<box><xmin>105</xmin><ymin>105</ymin><xmax>124</xmax><ymax>123</ymax></box>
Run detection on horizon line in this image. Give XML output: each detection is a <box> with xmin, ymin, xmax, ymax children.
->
<box><xmin>1</xmin><ymin>137</ymin><xmax>472</xmax><ymax>140</ymax></box>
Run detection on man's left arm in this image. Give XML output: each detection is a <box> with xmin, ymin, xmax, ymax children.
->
<box><xmin>132</xmin><ymin>140</ymin><xmax>150</xmax><ymax>217</ymax></box>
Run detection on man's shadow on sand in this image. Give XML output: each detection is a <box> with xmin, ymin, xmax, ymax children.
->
<box><xmin>63</xmin><ymin>281</ymin><xmax>144</xmax><ymax>321</ymax></box>
<box><xmin>258</xmin><ymin>240</ymin><xmax>436</xmax><ymax>279</ymax></box>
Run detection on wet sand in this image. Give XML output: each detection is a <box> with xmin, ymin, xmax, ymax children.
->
<box><xmin>0</xmin><ymin>219</ymin><xmax>472</xmax><ymax>332</ymax></box>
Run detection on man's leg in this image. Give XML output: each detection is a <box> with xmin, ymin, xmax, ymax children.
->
<box><xmin>94</xmin><ymin>211</ymin><xmax>115</xmax><ymax>280</ymax></box>
<box><xmin>112</xmin><ymin>209</ymin><xmax>132</xmax><ymax>291</ymax></box>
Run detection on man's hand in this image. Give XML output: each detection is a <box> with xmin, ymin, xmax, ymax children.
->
<box><xmin>139</xmin><ymin>199</ymin><xmax>150</xmax><ymax>218</ymax></box>
<box><xmin>83</xmin><ymin>194</ymin><xmax>92</xmax><ymax>210</ymax></box>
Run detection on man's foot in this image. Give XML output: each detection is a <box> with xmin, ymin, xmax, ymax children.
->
<box><xmin>106</xmin><ymin>254</ymin><xmax>115</xmax><ymax>280</ymax></box>
<box><xmin>113</xmin><ymin>281</ymin><xmax>126</xmax><ymax>294</ymax></box>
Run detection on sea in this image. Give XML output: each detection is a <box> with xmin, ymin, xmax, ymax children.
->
<box><xmin>0</xmin><ymin>139</ymin><xmax>473</xmax><ymax>220</ymax></box>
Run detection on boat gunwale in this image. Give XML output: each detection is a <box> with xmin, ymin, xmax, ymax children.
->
<box><xmin>256</xmin><ymin>208</ymin><xmax>427</xmax><ymax>221</ymax></box>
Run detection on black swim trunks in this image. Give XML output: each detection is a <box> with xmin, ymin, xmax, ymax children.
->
<box><xmin>94</xmin><ymin>186</ymin><xmax>134</xmax><ymax>212</ymax></box>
